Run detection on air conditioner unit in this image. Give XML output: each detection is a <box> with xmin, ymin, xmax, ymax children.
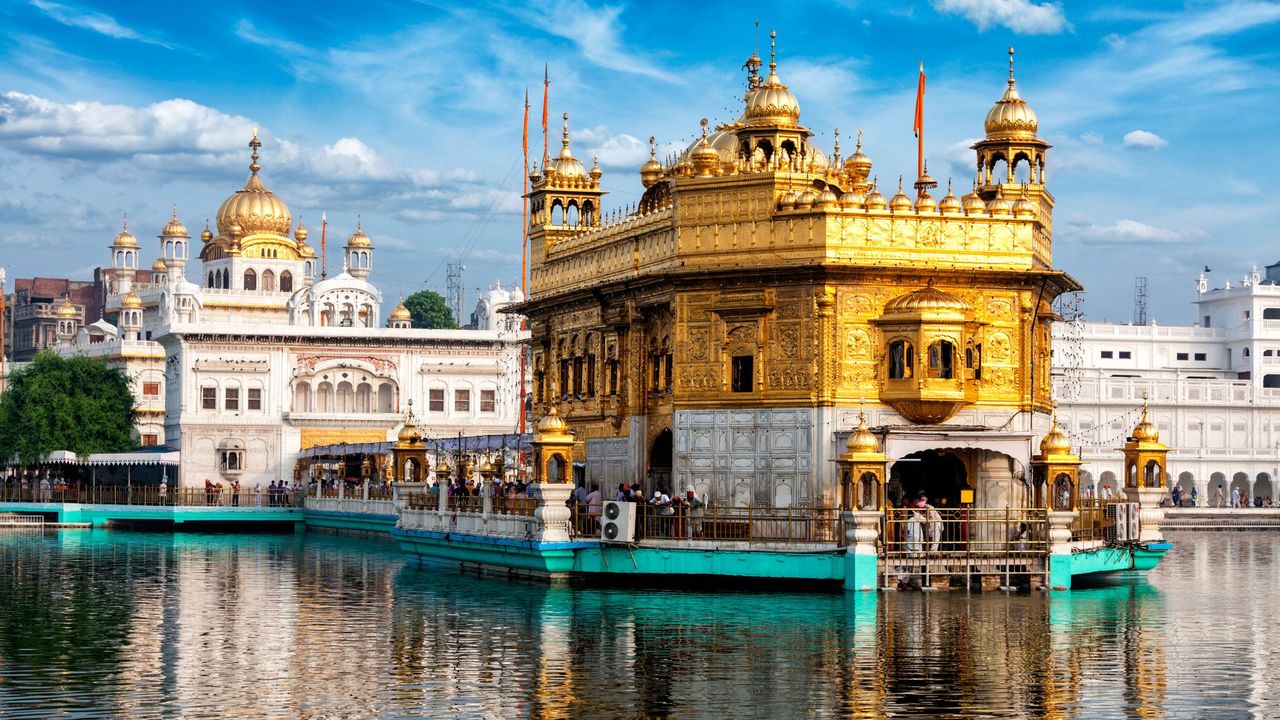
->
<box><xmin>1104</xmin><ymin>502</ymin><xmax>1140</xmax><ymax>543</ymax></box>
<box><xmin>601</xmin><ymin>500</ymin><xmax>636</xmax><ymax>543</ymax></box>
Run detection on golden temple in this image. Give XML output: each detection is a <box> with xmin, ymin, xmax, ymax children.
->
<box><xmin>519</xmin><ymin>37</ymin><xmax>1080</xmax><ymax>511</ymax></box>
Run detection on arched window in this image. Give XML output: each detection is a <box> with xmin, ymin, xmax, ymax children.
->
<box><xmin>551</xmin><ymin>200</ymin><xmax>564</xmax><ymax>225</ymax></box>
<box><xmin>243</xmin><ymin>269</ymin><xmax>257</xmax><ymax>291</ymax></box>
<box><xmin>966</xmin><ymin>342</ymin><xmax>982</xmax><ymax>379</ymax></box>
<box><xmin>355</xmin><ymin>382</ymin><xmax>372</xmax><ymax>413</ymax></box>
<box><xmin>207</xmin><ymin>271</ymin><xmax>215</xmax><ymax>287</ymax></box>
<box><xmin>377</xmin><ymin>382</ymin><xmax>394</xmax><ymax>413</ymax></box>
<box><xmin>293</xmin><ymin>381</ymin><xmax>311</xmax><ymax>412</ymax></box>
<box><xmin>566</xmin><ymin>202</ymin><xmax>579</xmax><ymax>228</ymax></box>
<box><xmin>280</xmin><ymin>271</ymin><xmax>293</xmax><ymax>293</ymax></box>
<box><xmin>261</xmin><ymin>269</ymin><xmax>275</xmax><ymax>291</ymax></box>
<box><xmin>337</xmin><ymin>381</ymin><xmax>355</xmax><ymax>413</ymax></box>
<box><xmin>888</xmin><ymin>341</ymin><xmax>914</xmax><ymax>379</ymax></box>
<box><xmin>1053</xmin><ymin>473</ymin><xmax>1073</xmax><ymax>510</ymax></box>
<box><xmin>316</xmin><ymin>381</ymin><xmax>334</xmax><ymax>412</ymax></box>
<box><xmin>927</xmin><ymin>340</ymin><xmax>955</xmax><ymax>379</ymax></box>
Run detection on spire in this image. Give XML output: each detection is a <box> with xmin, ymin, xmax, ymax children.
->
<box><xmin>832</xmin><ymin>128</ymin><xmax>841</xmax><ymax>165</ymax></box>
<box><xmin>122</xmin><ymin>212</ymin><xmax>128</xmax><ymax>232</ymax></box>
<box><xmin>560</xmin><ymin>112</ymin><xmax>571</xmax><ymax>157</ymax></box>
<box><xmin>649</xmin><ymin>135</ymin><xmax>656</xmax><ymax>161</ymax></box>
<box><xmin>1008</xmin><ymin>46</ymin><xmax>1016</xmax><ymax>88</ymax></box>
<box><xmin>171</xmin><ymin>203</ymin><xmax>177</xmax><ymax>221</ymax></box>
<box><xmin>743</xmin><ymin>20</ymin><xmax>763</xmax><ymax>89</ymax></box>
<box><xmin>249</xmin><ymin>129</ymin><xmax>262</xmax><ymax>176</ymax></box>
<box><xmin>769</xmin><ymin>29</ymin><xmax>777</xmax><ymax>73</ymax></box>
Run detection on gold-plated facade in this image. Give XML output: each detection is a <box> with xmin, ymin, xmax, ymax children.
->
<box><xmin>520</xmin><ymin>37</ymin><xmax>1079</xmax><ymax>502</ymax></box>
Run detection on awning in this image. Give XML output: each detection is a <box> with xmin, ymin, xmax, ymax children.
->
<box><xmin>85</xmin><ymin>450</ymin><xmax>181</xmax><ymax>466</ymax></box>
<box><xmin>298</xmin><ymin>432</ymin><xmax>534</xmax><ymax>459</ymax></box>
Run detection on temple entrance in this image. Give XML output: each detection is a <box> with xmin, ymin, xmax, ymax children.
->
<box><xmin>888</xmin><ymin>449</ymin><xmax>967</xmax><ymax>510</ymax></box>
<box><xmin>648</xmin><ymin>429</ymin><xmax>673</xmax><ymax>493</ymax></box>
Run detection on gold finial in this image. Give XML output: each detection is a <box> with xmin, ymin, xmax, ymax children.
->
<box><xmin>947</xmin><ymin>177</ymin><xmax>953</xmax><ymax>193</ymax></box>
<box><xmin>561</xmin><ymin>111</ymin><xmax>570</xmax><ymax>150</ymax></box>
<box><xmin>122</xmin><ymin>212</ymin><xmax>128</xmax><ymax>231</ymax></box>
<box><xmin>700</xmin><ymin>117</ymin><xmax>709</xmax><ymax>141</ymax></box>
<box><xmin>832</xmin><ymin>128</ymin><xmax>840</xmax><ymax>161</ymax></box>
<box><xmin>856</xmin><ymin>128</ymin><xmax>863</xmax><ymax>151</ymax></box>
<box><xmin>648</xmin><ymin>135</ymin><xmax>656</xmax><ymax>160</ymax></box>
<box><xmin>171</xmin><ymin>202</ymin><xmax>177</xmax><ymax>220</ymax></box>
<box><xmin>898</xmin><ymin>175</ymin><xmax>903</xmax><ymax>193</ymax></box>
<box><xmin>356</xmin><ymin>214</ymin><xmax>362</xmax><ymax>231</ymax></box>
<box><xmin>769</xmin><ymin>29</ymin><xmax>777</xmax><ymax>71</ymax></box>
<box><xmin>249</xmin><ymin>131</ymin><xmax>262</xmax><ymax>175</ymax></box>
<box><xmin>1008</xmin><ymin>46</ymin><xmax>1016</xmax><ymax>87</ymax></box>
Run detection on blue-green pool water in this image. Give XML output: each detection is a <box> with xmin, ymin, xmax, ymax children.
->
<box><xmin>0</xmin><ymin>528</ymin><xmax>1273</xmax><ymax>718</ymax></box>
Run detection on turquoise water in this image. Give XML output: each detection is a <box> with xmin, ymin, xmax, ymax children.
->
<box><xmin>0</xmin><ymin>528</ymin><xmax>1273</xmax><ymax>719</ymax></box>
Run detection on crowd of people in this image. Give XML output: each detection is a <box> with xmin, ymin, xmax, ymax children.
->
<box><xmin>567</xmin><ymin>482</ymin><xmax>707</xmax><ymax>538</ymax></box>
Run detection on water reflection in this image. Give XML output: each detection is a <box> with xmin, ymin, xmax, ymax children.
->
<box><xmin>0</xmin><ymin>530</ymin><xmax>1272</xmax><ymax>718</ymax></box>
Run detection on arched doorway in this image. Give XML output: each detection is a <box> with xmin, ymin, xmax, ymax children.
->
<box><xmin>648</xmin><ymin>429</ymin><xmax>673</xmax><ymax>493</ymax></box>
<box><xmin>1257</xmin><ymin>473</ymin><xmax>1274</xmax><ymax>505</ymax></box>
<box><xmin>888</xmin><ymin>449</ymin><xmax>967</xmax><ymax>509</ymax></box>
<box><xmin>1231</xmin><ymin>472</ymin><xmax>1250</xmax><ymax>506</ymax></box>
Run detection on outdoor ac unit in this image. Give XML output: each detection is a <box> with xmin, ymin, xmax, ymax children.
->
<box><xmin>601</xmin><ymin>501</ymin><xmax>636</xmax><ymax>543</ymax></box>
<box><xmin>1104</xmin><ymin>502</ymin><xmax>1141</xmax><ymax>543</ymax></box>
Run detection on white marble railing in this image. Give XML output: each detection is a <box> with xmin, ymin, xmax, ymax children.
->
<box><xmin>304</xmin><ymin>497</ymin><xmax>396</xmax><ymax>516</ymax></box>
<box><xmin>399</xmin><ymin>507</ymin><xmax>539</xmax><ymax>539</ymax></box>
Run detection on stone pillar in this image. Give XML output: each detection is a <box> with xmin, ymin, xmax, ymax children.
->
<box><xmin>1124</xmin><ymin>487</ymin><xmax>1166</xmax><ymax>544</ymax></box>
<box><xmin>1046</xmin><ymin>509</ymin><xmax>1078</xmax><ymax>590</ymax></box>
<box><xmin>842</xmin><ymin>510</ymin><xmax>881</xmax><ymax>591</ymax></box>
<box><xmin>482</xmin><ymin>478</ymin><xmax>493</xmax><ymax>517</ymax></box>
<box><xmin>438</xmin><ymin>481</ymin><xmax>449</xmax><ymax>513</ymax></box>
<box><xmin>534</xmin><ymin>483</ymin><xmax>573</xmax><ymax>542</ymax></box>
<box><xmin>362</xmin><ymin>480</ymin><xmax>369</xmax><ymax>501</ymax></box>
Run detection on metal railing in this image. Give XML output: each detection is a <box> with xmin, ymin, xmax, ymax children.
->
<box><xmin>0</xmin><ymin>486</ymin><xmax>303</xmax><ymax>508</ymax></box>
<box><xmin>881</xmin><ymin>507</ymin><xmax>1048</xmax><ymax>586</ymax></box>
<box><xmin>1073</xmin><ymin>498</ymin><xmax>1125</xmax><ymax>542</ymax></box>
<box><xmin>0</xmin><ymin>513</ymin><xmax>45</xmax><ymax>528</ymax></box>
<box><xmin>569</xmin><ymin>502</ymin><xmax>842</xmax><ymax>544</ymax></box>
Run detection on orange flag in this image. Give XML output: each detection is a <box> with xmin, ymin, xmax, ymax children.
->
<box><xmin>522</xmin><ymin>88</ymin><xmax>529</xmax><ymax>157</ymax></box>
<box><xmin>913</xmin><ymin>62</ymin><xmax>925</xmax><ymax>138</ymax></box>
<box><xmin>542</xmin><ymin>64</ymin><xmax>549</xmax><ymax>160</ymax></box>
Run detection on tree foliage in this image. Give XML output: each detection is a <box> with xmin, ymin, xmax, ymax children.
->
<box><xmin>404</xmin><ymin>289</ymin><xmax>458</xmax><ymax>329</ymax></box>
<box><xmin>0</xmin><ymin>352</ymin><xmax>137</xmax><ymax>464</ymax></box>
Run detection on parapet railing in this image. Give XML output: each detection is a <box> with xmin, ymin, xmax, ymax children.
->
<box><xmin>881</xmin><ymin>507</ymin><xmax>1048</xmax><ymax>560</ymax></box>
<box><xmin>0</xmin><ymin>486</ymin><xmax>303</xmax><ymax>508</ymax></box>
<box><xmin>1072</xmin><ymin>498</ymin><xmax>1127</xmax><ymax>542</ymax></box>
<box><xmin>569</xmin><ymin>502</ymin><xmax>843</xmax><ymax>544</ymax></box>
<box><xmin>399</xmin><ymin>491</ymin><xmax>539</xmax><ymax>518</ymax></box>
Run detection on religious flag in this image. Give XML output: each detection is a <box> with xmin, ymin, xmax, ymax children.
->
<box><xmin>913</xmin><ymin>62</ymin><xmax>925</xmax><ymax>139</ymax></box>
<box><xmin>522</xmin><ymin>88</ymin><xmax>530</xmax><ymax>157</ymax></box>
<box><xmin>542</xmin><ymin>64</ymin><xmax>550</xmax><ymax>161</ymax></box>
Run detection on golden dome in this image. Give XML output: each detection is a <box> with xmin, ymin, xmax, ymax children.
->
<box><xmin>846</xmin><ymin>413</ymin><xmax>880</xmax><ymax>455</ymax></box>
<box><xmin>843</xmin><ymin>132</ymin><xmax>873</xmax><ymax>182</ymax></box>
<box><xmin>987</xmin><ymin>196</ymin><xmax>1014</xmax><ymax>216</ymax></box>
<box><xmin>962</xmin><ymin>186</ymin><xmax>987</xmax><ymax>215</ymax></box>
<box><xmin>112</xmin><ymin>218</ymin><xmax>138</xmax><ymax>248</ymax></box>
<box><xmin>55</xmin><ymin>297</ymin><xmax>77</xmax><ymax>319</ymax></box>
<box><xmin>818</xmin><ymin>187</ymin><xmax>839</xmax><ymax>207</ymax></box>
<box><xmin>984</xmin><ymin>48</ymin><xmax>1039</xmax><ymax>141</ymax></box>
<box><xmin>778</xmin><ymin>191</ymin><xmax>798</xmax><ymax>210</ymax></box>
<box><xmin>1039</xmin><ymin>415</ymin><xmax>1073</xmax><ymax>456</ymax></box>
<box><xmin>742</xmin><ymin>33</ymin><xmax>800</xmax><ymax>128</ymax></box>
<box><xmin>550</xmin><ymin>113</ymin><xmax>586</xmax><ymax>179</ymax></box>
<box><xmin>479</xmin><ymin>459</ymin><xmax>496</xmax><ymax>477</ymax></box>
<box><xmin>864</xmin><ymin>183</ymin><xmax>887</xmax><ymax>210</ymax></box>
<box><xmin>589</xmin><ymin>155</ymin><xmax>603</xmax><ymax>182</ymax></box>
<box><xmin>397</xmin><ymin>416</ymin><xmax>422</xmax><ymax>444</ymax></box>
<box><xmin>121</xmin><ymin>290</ymin><xmax>143</xmax><ymax>309</ymax></box>
<box><xmin>884</xmin><ymin>286</ymin><xmax>971</xmax><ymax>315</ymax></box>
<box><xmin>161</xmin><ymin>206</ymin><xmax>189</xmax><ymax>238</ymax></box>
<box><xmin>294</xmin><ymin>222</ymin><xmax>309</xmax><ymax>243</ymax></box>
<box><xmin>939</xmin><ymin>180</ymin><xmax>962</xmax><ymax>214</ymax></box>
<box><xmin>691</xmin><ymin>120</ymin><xmax>719</xmax><ymax>176</ymax></box>
<box><xmin>889</xmin><ymin>178</ymin><xmax>912</xmax><ymax>212</ymax></box>
<box><xmin>1012</xmin><ymin>189</ymin><xmax>1037</xmax><ymax>218</ymax></box>
<box><xmin>390</xmin><ymin>301</ymin><xmax>412</xmax><ymax>321</ymax></box>
<box><xmin>796</xmin><ymin>190</ymin><xmax>817</xmax><ymax>208</ymax></box>
<box><xmin>347</xmin><ymin>222</ymin><xmax>372</xmax><ymax>248</ymax></box>
<box><xmin>151</xmin><ymin>258</ymin><xmax>168</xmax><ymax>273</ymax></box>
<box><xmin>215</xmin><ymin>134</ymin><xmax>292</xmax><ymax>238</ymax></box>
<box><xmin>535</xmin><ymin>405</ymin><xmax>571</xmax><ymax>436</ymax></box>
<box><xmin>839</xmin><ymin>190</ymin><xmax>864</xmax><ymax>208</ymax></box>
<box><xmin>1132</xmin><ymin>403</ymin><xmax>1159</xmax><ymax>443</ymax></box>
<box><xmin>914</xmin><ymin>190</ymin><xmax>936</xmax><ymax>213</ymax></box>
<box><xmin>640</xmin><ymin>136</ymin><xmax>663</xmax><ymax>188</ymax></box>
<box><xmin>200</xmin><ymin>221</ymin><xmax>213</xmax><ymax>243</ymax></box>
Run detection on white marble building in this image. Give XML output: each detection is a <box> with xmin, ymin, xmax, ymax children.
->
<box><xmin>1052</xmin><ymin>265</ymin><xmax>1280</xmax><ymax>505</ymax></box>
<box><xmin>57</xmin><ymin>134</ymin><xmax>527</xmax><ymax>487</ymax></box>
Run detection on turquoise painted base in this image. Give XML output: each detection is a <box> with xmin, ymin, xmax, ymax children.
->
<box><xmin>303</xmin><ymin>510</ymin><xmax>397</xmax><ymax>535</ymax></box>
<box><xmin>394</xmin><ymin>528</ymin><xmax>589</xmax><ymax>578</ymax></box>
<box><xmin>1055</xmin><ymin>542</ymin><xmax>1172</xmax><ymax>589</ymax></box>
<box><xmin>844</xmin><ymin>552</ymin><xmax>878</xmax><ymax>591</ymax></box>
<box><xmin>1132</xmin><ymin>542</ymin><xmax>1171</xmax><ymax>571</ymax></box>
<box><xmin>0</xmin><ymin>501</ymin><xmax>303</xmax><ymax>527</ymax></box>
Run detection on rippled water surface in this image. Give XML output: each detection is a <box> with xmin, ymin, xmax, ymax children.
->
<box><xmin>0</xmin><ymin>528</ymin><xmax>1275</xmax><ymax>719</ymax></box>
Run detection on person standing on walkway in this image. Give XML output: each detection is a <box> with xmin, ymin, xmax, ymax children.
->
<box><xmin>585</xmin><ymin>483</ymin><xmax>602</xmax><ymax>534</ymax></box>
<box><xmin>1190</xmin><ymin>486</ymin><xmax>1198</xmax><ymax>507</ymax></box>
<box><xmin>1214</xmin><ymin>484</ymin><xmax>1225</xmax><ymax>508</ymax></box>
<box><xmin>1231</xmin><ymin>486</ymin><xmax>1242</xmax><ymax>509</ymax></box>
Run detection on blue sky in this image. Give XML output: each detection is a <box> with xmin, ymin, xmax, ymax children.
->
<box><xmin>1</xmin><ymin>0</ymin><xmax>1277</xmax><ymax>322</ymax></box>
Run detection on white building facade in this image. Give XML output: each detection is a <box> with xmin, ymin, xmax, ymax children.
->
<box><xmin>58</xmin><ymin>134</ymin><xmax>527</xmax><ymax>487</ymax></box>
<box><xmin>1053</xmin><ymin>267</ymin><xmax>1280</xmax><ymax>505</ymax></box>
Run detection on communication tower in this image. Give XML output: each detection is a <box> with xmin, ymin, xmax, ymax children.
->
<box><xmin>447</xmin><ymin>262</ymin><xmax>465</xmax><ymax>326</ymax></box>
<box><xmin>1133</xmin><ymin>276</ymin><xmax>1148</xmax><ymax>326</ymax></box>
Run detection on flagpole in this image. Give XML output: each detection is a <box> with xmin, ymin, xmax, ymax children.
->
<box><xmin>915</xmin><ymin>61</ymin><xmax>925</xmax><ymax>183</ymax></box>
<box><xmin>519</xmin><ymin>88</ymin><xmax>530</xmax><ymax>435</ymax></box>
<box><xmin>542</xmin><ymin>64</ymin><xmax>550</xmax><ymax>167</ymax></box>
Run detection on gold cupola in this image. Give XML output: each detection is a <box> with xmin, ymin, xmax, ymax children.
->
<box><xmin>864</xmin><ymin>180</ymin><xmax>887</xmax><ymax>210</ymax></box>
<box><xmin>390</xmin><ymin>301</ymin><xmax>412</xmax><ymax>322</ymax></box>
<box><xmin>151</xmin><ymin>258</ymin><xmax>168</xmax><ymax>273</ymax></box>
<box><xmin>983</xmin><ymin>49</ymin><xmax>1039</xmax><ymax>141</ymax></box>
<box><xmin>843</xmin><ymin>130</ymin><xmax>873</xmax><ymax>186</ymax></box>
<box><xmin>112</xmin><ymin>220</ymin><xmax>138</xmax><ymax>248</ymax></box>
<box><xmin>294</xmin><ymin>221</ymin><xmax>316</xmax><ymax>258</ymax></box>
<box><xmin>215</xmin><ymin>132</ymin><xmax>292</xmax><ymax>238</ymax></box>
<box><xmin>889</xmin><ymin>177</ymin><xmax>912</xmax><ymax>212</ymax></box>
<box><xmin>347</xmin><ymin>225</ymin><xmax>372</xmax><ymax>248</ymax></box>
<box><xmin>161</xmin><ymin>206</ymin><xmax>189</xmax><ymax>238</ymax></box>
<box><xmin>640</xmin><ymin>135</ymin><xmax>663</xmax><ymax>188</ymax></box>
<box><xmin>1039</xmin><ymin>415</ymin><xmax>1073</xmax><ymax>457</ymax></box>
<box><xmin>743</xmin><ymin>31</ymin><xmax>801</xmax><ymax>127</ymax></box>
<box><xmin>938</xmin><ymin>179</ymin><xmax>962</xmax><ymax>214</ymax></box>
<box><xmin>551</xmin><ymin>113</ymin><xmax>586</xmax><ymax>179</ymax></box>
<box><xmin>55</xmin><ymin>296</ymin><xmax>78</xmax><ymax>319</ymax></box>
<box><xmin>691</xmin><ymin>119</ymin><xmax>720</xmax><ymax>177</ymax></box>
<box><xmin>200</xmin><ymin>220</ymin><xmax>213</xmax><ymax>243</ymax></box>
<box><xmin>121</xmin><ymin>289</ymin><xmax>143</xmax><ymax>309</ymax></box>
<box><xmin>1131</xmin><ymin>403</ymin><xmax>1159</xmax><ymax>443</ymax></box>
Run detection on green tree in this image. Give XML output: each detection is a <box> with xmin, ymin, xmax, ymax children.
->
<box><xmin>0</xmin><ymin>351</ymin><xmax>137</xmax><ymax>464</ymax></box>
<box><xmin>404</xmin><ymin>289</ymin><xmax>458</xmax><ymax>329</ymax></box>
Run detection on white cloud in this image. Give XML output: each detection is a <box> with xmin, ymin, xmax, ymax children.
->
<box><xmin>30</xmin><ymin>0</ymin><xmax>173</xmax><ymax>49</ymax></box>
<box><xmin>1066</xmin><ymin>219</ymin><xmax>1207</xmax><ymax>247</ymax></box>
<box><xmin>1079</xmin><ymin>131</ymin><xmax>1104</xmax><ymax>145</ymax></box>
<box><xmin>1123</xmin><ymin>129</ymin><xmax>1167</xmax><ymax>149</ymax></box>
<box><xmin>932</xmin><ymin>0</ymin><xmax>1071</xmax><ymax>34</ymax></box>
